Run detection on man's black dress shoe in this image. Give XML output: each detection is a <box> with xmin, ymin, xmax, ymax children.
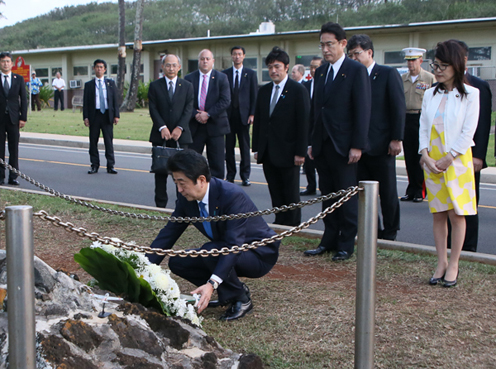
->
<box><xmin>0</xmin><ymin>180</ymin><xmax>4</xmax><ymax>185</ymax></box>
<box><xmin>304</xmin><ymin>245</ymin><xmax>330</xmax><ymax>256</ymax></box>
<box><xmin>413</xmin><ymin>197</ymin><xmax>424</xmax><ymax>203</ymax></box>
<box><xmin>226</xmin><ymin>178</ymin><xmax>234</xmax><ymax>183</ymax></box>
<box><xmin>88</xmin><ymin>167</ymin><xmax>98</xmax><ymax>174</ymax></box>
<box><xmin>107</xmin><ymin>168</ymin><xmax>118</xmax><ymax>174</ymax></box>
<box><xmin>332</xmin><ymin>250</ymin><xmax>351</xmax><ymax>261</ymax></box>
<box><xmin>242</xmin><ymin>179</ymin><xmax>251</xmax><ymax>186</ymax></box>
<box><xmin>300</xmin><ymin>189</ymin><xmax>316</xmax><ymax>196</ymax></box>
<box><xmin>400</xmin><ymin>194</ymin><xmax>413</xmax><ymax>201</ymax></box>
<box><xmin>219</xmin><ymin>299</ymin><xmax>253</xmax><ymax>321</ymax></box>
<box><xmin>8</xmin><ymin>179</ymin><xmax>20</xmax><ymax>186</ymax></box>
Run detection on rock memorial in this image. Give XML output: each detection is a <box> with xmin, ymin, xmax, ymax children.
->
<box><xmin>0</xmin><ymin>250</ymin><xmax>263</xmax><ymax>368</ymax></box>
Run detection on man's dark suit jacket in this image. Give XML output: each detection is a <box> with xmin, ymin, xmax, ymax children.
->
<box><xmin>367</xmin><ymin>64</ymin><xmax>405</xmax><ymax>155</ymax></box>
<box><xmin>465</xmin><ymin>73</ymin><xmax>492</xmax><ymax>169</ymax></box>
<box><xmin>311</xmin><ymin>58</ymin><xmax>371</xmax><ymax>157</ymax></box>
<box><xmin>222</xmin><ymin>67</ymin><xmax>258</xmax><ymax>124</ymax></box>
<box><xmin>148</xmin><ymin>77</ymin><xmax>194</xmax><ymax>146</ymax></box>
<box><xmin>148</xmin><ymin>177</ymin><xmax>280</xmax><ymax>280</ymax></box>
<box><xmin>184</xmin><ymin>69</ymin><xmax>231</xmax><ymax>137</ymax></box>
<box><xmin>0</xmin><ymin>73</ymin><xmax>27</xmax><ymax>124</ymax></box>
<box><xmin>252</xmin><ymin>78</ymin><xmax>310</xmax><ymax>167</ymax></box>
<box><xmin>83</xmin><ymin>78</ymin><xmax>120</xmax><ymax>124</ymax></box>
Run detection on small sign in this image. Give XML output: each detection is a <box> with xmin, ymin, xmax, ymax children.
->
<box><xmin>12</xmin><ymin>56</ymin><xmax>31</xmax><ymax>82</ymax></box>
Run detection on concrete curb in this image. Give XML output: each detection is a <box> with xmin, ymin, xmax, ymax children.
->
<box><xmin>3</xmin><ymin>186</ymin><xmax>496</xmax><ymax>267</ymax></box>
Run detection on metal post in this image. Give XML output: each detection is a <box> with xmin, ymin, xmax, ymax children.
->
<box><xmin>6</xmin><ymin>206</ymin><xmax>36</xmax><ymax>369</ymax></box>
<box><xmin>355</xmin><ymin>181</ymin><xmax>379</xmax><ymax>369</ymax></box>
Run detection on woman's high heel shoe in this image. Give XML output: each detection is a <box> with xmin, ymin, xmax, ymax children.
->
<box><xmin>429</xmin><ymin>274</ymin><xmax>445</xmax><ymax>285</ymax></box>
<box><xmin>443</xmin><ymin>272</ymin><xmax>458</xmax><ymax>288</ymax></box>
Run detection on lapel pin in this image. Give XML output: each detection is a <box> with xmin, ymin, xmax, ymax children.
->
<box><xmin>456</xmin><ymin>94</ymin><xmax>460</xmax><ymax>98</ymax></box>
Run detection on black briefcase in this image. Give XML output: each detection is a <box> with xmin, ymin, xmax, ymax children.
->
<box><xmin>150</xmin><ymin>142</ymin><xmax>182</xmax><ymax>174</ymax></box>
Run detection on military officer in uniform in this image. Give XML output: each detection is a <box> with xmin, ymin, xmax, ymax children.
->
<box><xmin>400</xmin><ymin>48</ymin><xmax>435</xmax><ymax>202</ymax></box>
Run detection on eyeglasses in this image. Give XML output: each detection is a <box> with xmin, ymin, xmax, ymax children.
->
<box><xmin>319</xmin><ymin>41</ymin><xmax>339</xmax><ymax>50</ymax></box>
<box><xmin>164</xmin><ymin>63</ymin><xmax>179</xmax><ymax>69</ymax></box>
<box><xmin>430</xmin><ymin>63</ymin><xmax>450</xmax><ymax>71</ymax></box>
<box><xmin>348</xmin><ymin>50</ymin><xmax>364</xmax><ymax>58</ymax></box>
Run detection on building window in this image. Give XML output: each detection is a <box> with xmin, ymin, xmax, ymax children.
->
<box><xmin>51</xmin><ymin>67</ymin><xmax>62</xmax><ymax>77</ymax></box>
<box><xmin>384</xmin><ymin>51</ymin><xmax>405</xmax><ymax>65</ymax></box>
<box><xmin>261</xmin><ymin>57</ymin><xmax>270</xmax><ymax>83</ymax></box>
<box><xmin>35</xmin><ymin>68</ymin><xmax>49</xmax><ymax>86</ymax></box>
<box><xmin>468</xmin><ymin>47</ymin><xmax>491</xmax><ymax>61</ymax></box>
<box><xmin>188</xmin><ymin>60</ymin><xmax>198</xmax><ymax>74</ymax></box>
<box><xmin>73</xmin><ymin>66</ymin><xmax>88</xmax><ymax>76</ymax></box>
<box><xmin>244</xmin><ymin>57</ymin><xmax>257</xmax><ymax>70</ymax></box>
<box><xmin>294</xmin><ymin>55</ymin><xmax>318</xmax><ymax>67</ymax></box>
<box><xmin>110</xmin><ymin>64</ymin><xmax>127</xmax><ymax>75</ymax></box>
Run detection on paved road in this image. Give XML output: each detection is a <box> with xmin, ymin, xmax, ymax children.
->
<box><xmin>9</xmin><ymin>142</ymin><xmax>496</xmax><ymax>255</ymax></box>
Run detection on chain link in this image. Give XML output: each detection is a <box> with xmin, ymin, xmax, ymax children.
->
<box><xmin>0</xmin><ymin>157</ymin><xmax>358</xmax><ymax>224</ymax></box>
<box><xmin>21</xmin><ymin>186</ymin><xmax>358</xmax><ymax>256</ymax></box>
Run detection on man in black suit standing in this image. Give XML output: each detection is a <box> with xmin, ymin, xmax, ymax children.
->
<box><xmin>301</xmin><ymin>56</ymin><xmax>322</xmax><ymax>197</ymax></box>
<box><xmin>185</xmin><ymin>49</ymin><xmax>231</xmax><ymax>179</ymax></box>
<box><xmin>148</xmin><ymin>149</ymin><xmax>280</xmax><ymax>321</ymax></box>
<box><xmin>304</xmin><ymin>23</ymin><xmax>371</xmax><ymax>261</ymax></box>
<box><xmin>83</xmin><ymin>59</ymin><xmax>120</xmax><ymax>174</ymax></box>
<box><xmin>252</xmin><ymin>47</ymin><xmax>310</xmax><ymax>226</ymax></box>
<box><xmin>0</xmin><ymin>52</ymin><xmax>27</xmax><ymax>186</ymax></box>
<box><xmin>222</xmin><ymin>46</ymin><xmax>258</xmax><ymax>186</ymax></box>
<box><xmin>347</xmin><ymin>34</ymin><xmax>406</xmax><ymax>241</ymax></box>
<box><xmin>148</xmin><ymin>54</ymin><xmax>194</xmax><ymax>208</ymax></box>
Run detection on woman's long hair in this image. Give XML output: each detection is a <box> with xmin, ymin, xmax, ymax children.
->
<box><xmin>433</xmin><ymin>40</ymin><xmax>468</xmax><ymax>98</ymax></box>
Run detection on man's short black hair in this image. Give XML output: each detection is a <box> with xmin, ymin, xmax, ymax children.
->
<box><xmin>320</xmin><ymin>22</ymin><xmax>346</xmax><ymax>41</ymax></box>
<box><xmin>311</xmin><ymin>56</ymin><xmax>323</xmax><ymax>62</ymax></box>
<box><xmin>265</xmin><ymin>47</ymin><xmax>290</xmax><ymax>67</ymax></box>
<box><xmin>93</xmin><ymin>59</ymin><xmax>107</xmax><ymax>69</ymax></box>
<box><xmin>0</xmin><ymin>52</ymin><xmax>13</xmax><ymax>61</ymax></box>
<box><xmin>167</xmin><ymin>149</ymin><xmax>211</xmax><ymax>183</ymax></box>
<box><xmin>347</xmin><ymin>34</ymin><xmax>374</xmax><ymax>57</ymax></box>
<box><xmin>231</xmin><ymin>46</ymin><xmax>246</xmax><ymax>55</ymax></box>
<box><xmin>454</xmin><ymin>39</ymin><xmax>469</xmax><ymax>57</ymax></box>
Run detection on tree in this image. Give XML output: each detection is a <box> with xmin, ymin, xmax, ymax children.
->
<box><xmin>116</xmin><ymin>0</ymin><xmax>126</xmax><ymax>106</ymax></box>
<box><xmin>120</xmin><ymin>0</ymin><xmax>145</xmax><ymax>112</ymax></box>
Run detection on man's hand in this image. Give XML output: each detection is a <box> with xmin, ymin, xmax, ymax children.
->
<box><xmin>294</xmin><ymin>155</ymin><xmax>305</xmax><ymax>166</ymax></box>
<box><xmin>171</xmin><ymin>127</ymin><xmax>182</xmax><ymax>141</ymax></box>
<box><xmin>190</xmin><ymin>283</ymin><xmax>214</xmax><ymax>314</ymax></box>
<box><xmin>19</xmin><ymin>120</ymin><xmax>26</xmax><ymax>129</ymax></box>
<box><xmin>84</xmin><ymin>118</ymin><xmax>90</xmax><ymax>127</ymax></box>
<box><xmin>473</xmin><ymin>157</ymin><xmax>483</xmax><ymax>173</ymax></box>
<box><xmin>348</xmin><ymin>148</ymin><xmax>362</xmax><ymax>164</ymax></box>
<box><xmin>247</xmin><ymin>115</ymin><xmax>254</xmax><ymax>125</ymax></box>
<box><xmin>388</xmin><ymin>140</ymin><xmax>402</xmax><ymax>156</ymax></box>
<box><xmin>161</xmin><ymin>127</ymin><xmax>171</xmax><ymax>141</ymax></box>
<box><xmin>113</xmin><ymin>117</ymin><xmax>119</xmax><ymax>125</ymax></box>
<box><xmin>195</xmin><ymin>110</ymin><xmax>209</xmax><ymax>124</ymax></box>
<box><xmin>307</xmin><ymin>147</ymin><xmax>314</xmax><ymax>160</ymax></box>
<box><xmin>254</xmin><ymin>152</ymin><xmax>258</xmax><ymax>161</ymax></box>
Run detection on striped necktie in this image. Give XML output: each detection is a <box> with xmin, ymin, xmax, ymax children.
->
<box><xmin>199</xmin><ymin>74</ymin><xmax>207</xmax><ymax>111</ymax></box>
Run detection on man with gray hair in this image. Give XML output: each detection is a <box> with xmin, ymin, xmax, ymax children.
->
<box><xmin>291</xmin><ymin>64</ymin><xmax>306</xmax><ymax>83</ymax></box>
<box><xmin>149</xmin><ymin>54</ymin><xmax>194</xmax><ymax>208</ymax></box>
<box><xmin>185</xmin><ymin>49</ymin><xmax>231</xmax><ymax>179</ymax></box>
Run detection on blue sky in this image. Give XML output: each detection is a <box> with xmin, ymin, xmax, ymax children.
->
<box><xmin>0</xmin><ymin>0</ymin><xmax>118</xmax><ymax>28</ymax></box>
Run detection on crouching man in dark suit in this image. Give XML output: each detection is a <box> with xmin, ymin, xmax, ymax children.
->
<box><xmin>149</xmin><ymin>54</ymin><xmax>194</xmax><ymax>208</ymax></box>
<box><xmin>148</xmin><ymin>149</ymin><xmax>280</xmax><ymax>321</ymax></box>
<box><xmin>83</xmin><ymin>59</ymin><xmax>120</xmax><ymax>174</ymax></box>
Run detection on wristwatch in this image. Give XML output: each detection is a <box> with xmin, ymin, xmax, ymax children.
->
<box><xmin>207</xmin><ymin>279</ymin><xmax>219</xmax><ymax>290</ymax></box>
<box><xmin>450</xmin><ymin>150</ymin><xmax>458</xmax><ymax>158</ymax></box>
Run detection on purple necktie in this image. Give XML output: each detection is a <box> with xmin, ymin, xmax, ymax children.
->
<box><xmin>199</xmin><ymin>74</ymin><xmax>207</xmax><ymax>111</ymax></box>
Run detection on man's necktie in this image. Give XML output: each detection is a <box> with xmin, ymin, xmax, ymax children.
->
<box><xmin>232</xmin><ymin>70</ymin><xmax>239</xmax><ymax>109</ymax></box>
<box><xmin>199</xmin><ymin>202</ymin><xmax>213</xmax><ymax>238</ymax></box>
<box><xmin>199</xmin><ymin>74</ymin><xmax>207</xmax><ymax>111</ymax></box>
<box><xmin>98</xmin><ymin>79</ymin><xmax>105</xmax><ymax>114</ymax></box>
<box><xmin>324</xmin><ymin>65</ymin><xmax>334</xmax><ymax>95</ymax></box>
<box><xmin>168</xmin><ymin>81</ymin><xmax>174</xmax><ymax>101</ymax></box>
<box><xmin>3</xmin><ymin>76</ymin><xmax>9</xmax><ymax>96</ymax></box>
<box><xmin>269</xmin><ymin>85</ymin><xmax>280</xmax><ymax>116</ymax></box>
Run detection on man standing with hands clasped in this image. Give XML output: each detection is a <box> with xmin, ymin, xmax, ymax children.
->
<box><xmin>0</xmin><ymin>52</ymin><xmax>27</xmax><ymax>186</ymax></box>
<box><xmin>83</xmin><ymin>59</ymin><xmax>120</xmax><ymax>175</ymax></box>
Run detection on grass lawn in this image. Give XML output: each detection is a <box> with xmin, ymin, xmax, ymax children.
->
<box><xmin>23</xmin><ymin>108</ymin><xmax>152</xmax><ymax>141</ymax></box>
<box><xmin>2</xmin><ymin>189</ymin><xmax>496</xmax><ymax>368</ymax></box>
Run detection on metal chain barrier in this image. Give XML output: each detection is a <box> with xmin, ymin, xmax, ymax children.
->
<box><xmin>0</xmin><ymin>157</ymin><xmax>357</xmax><ymax>224</ymax></box>
<box><xmin>0</xmin><ymin>187</ymin><xmax>360</xmax><ymax>257</ymax></box>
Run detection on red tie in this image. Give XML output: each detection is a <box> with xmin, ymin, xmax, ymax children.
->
<box><xmin>199</xmin><ymin>74</ymin><xmax>207</xmax><ymax>111</ymax></box>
